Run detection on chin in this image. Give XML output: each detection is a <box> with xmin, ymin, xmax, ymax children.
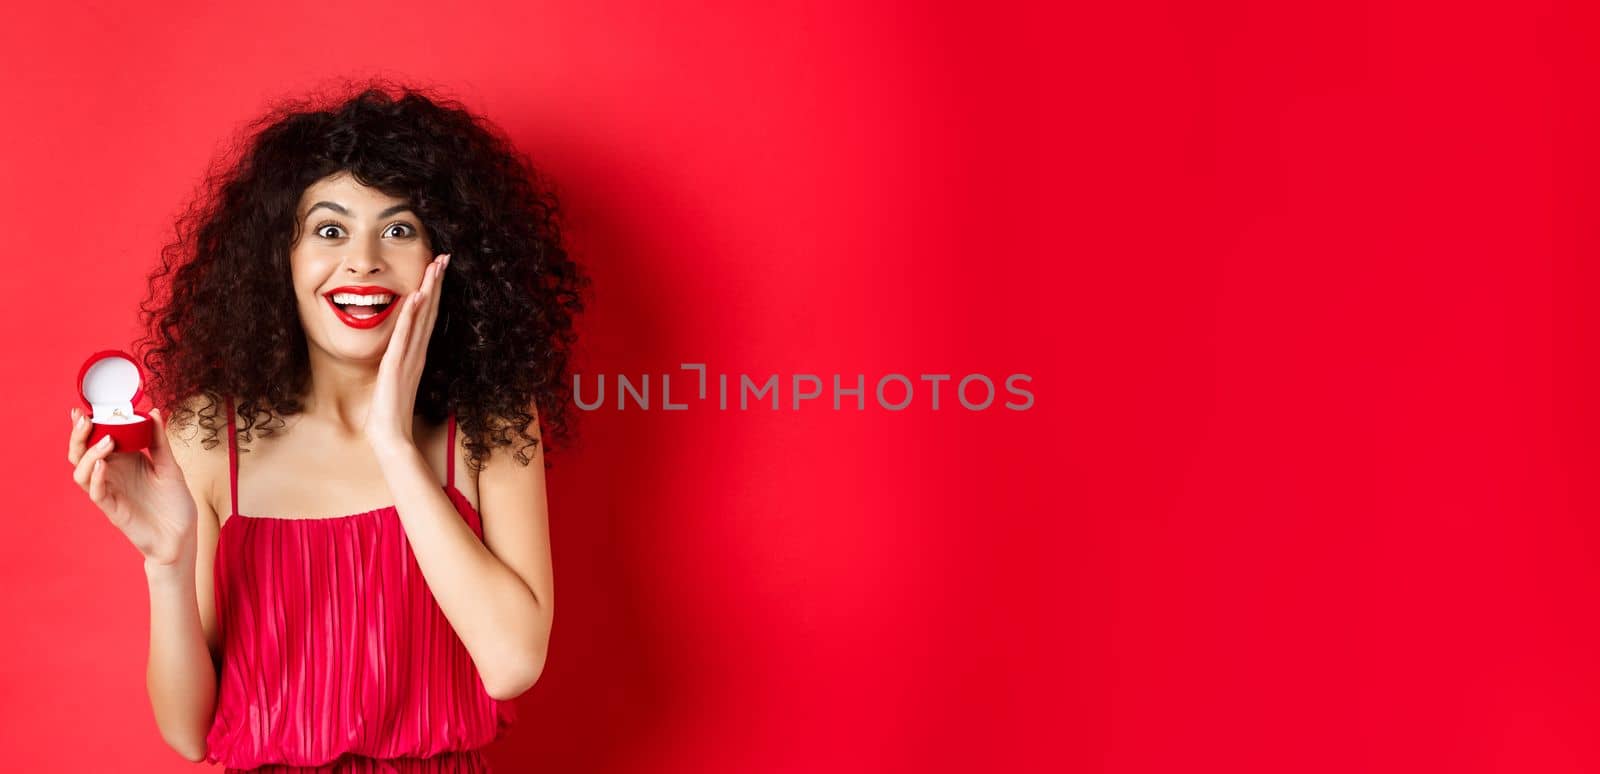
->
<box><xmin>302</xmin><ymin>324</ymin><xmax>388</xmax><ymax>364</ymax></box>
<box><xmin>327</xmin><ymin>333</ymin><xmax>389</xmax><ymax>361</ymax></box>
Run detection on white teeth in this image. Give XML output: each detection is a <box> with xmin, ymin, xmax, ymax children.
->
<box><xmin>330</xmin><ymin>292</ymin><xmax>395</xmax><ymax>306</ymax></box>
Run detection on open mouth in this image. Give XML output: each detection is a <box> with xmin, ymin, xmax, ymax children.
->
<box><xmin>324</xmin><ymin>289</ymin><xmax>400</xmax><ymax>329</ymax></box>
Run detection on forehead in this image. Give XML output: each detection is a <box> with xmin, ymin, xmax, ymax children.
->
<box><xmin>297</xmin><ymin>173</ymin><xmax>409</xmax><ymax>213</ymax></box>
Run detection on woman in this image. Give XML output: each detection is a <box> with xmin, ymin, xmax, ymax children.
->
<box><xmin>64</xmin><ymin>82</ymin><xmax>586</xmax><ymax>772</ymax></box>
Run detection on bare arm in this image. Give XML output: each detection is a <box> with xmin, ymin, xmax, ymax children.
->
<box><xmin>145</xmin><ymin>406</ymin><xmax>224</xmax><ymax>760</ymax></box>
<box><xmin>374</xmin><ymin>411</ymin><xmax>554</xmax><ymax>701</ymax></box>
<box><xmin>364</xmin><ymin>257</ymin><xmax>554</xmax><ymax>701</ymax></box>
<box><xmin>144</xmin><ymin>545</ymin><xmax>217</xmax><ymax>762</ymax></box>
<box><xmin>69</xmin><ymin>402</ymin><xmax>222</xmax><ymax>762</ymax></box>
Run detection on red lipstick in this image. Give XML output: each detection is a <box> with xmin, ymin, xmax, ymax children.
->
<box><xmin>322</xmin><ymin>285</ymin><xmax>401</xmax><ymax>330</ymax></box>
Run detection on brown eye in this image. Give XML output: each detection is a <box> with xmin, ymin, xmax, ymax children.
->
<box><xmin>315</xmin><ymin>221</ymin><xmax>345</xmax><ymax>239</ymax></box>
<box><xmin>386</xmin><ymin>223</ymin><xmax>416</xmax><ymax>238</ymax></box>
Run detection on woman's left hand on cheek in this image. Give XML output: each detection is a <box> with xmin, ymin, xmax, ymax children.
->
<box><xmin>367</xmin><ymin>253</ymin><xmax>450</xmax><ymax>452</ymax></box>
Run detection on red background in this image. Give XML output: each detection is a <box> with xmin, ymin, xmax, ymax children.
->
<box><xmin>0</xmin><ymin>1</ymin><xmax>1591</xmax><ymax>771</ymax></box>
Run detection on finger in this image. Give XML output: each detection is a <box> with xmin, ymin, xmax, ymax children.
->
<box><xmin>88</xmin><ymin>456</ymin><xmax>110</xmax><ymax>509</ymax></box>
<box><xmin>412</xmin><ymin>262</ymin><xmax>442</xmax><ymax>362</ymax></box>
<box><xmin>381</xmin><ymin>289</ymin><xmax>420</xmax><ymax>377</ymax></box>
<box><xmin>407</xmin><ymin>263</ymin><xmax>434</xmax><ymax>339</ymax></box>
<box><xmin>67</xmin><ymin>409</ymin><xmax>92</xmax><ymax>465</ymax></box>
<box><xmin>419</xmin><ymin>260</ymin><xmax>439</xmax><ymax>327</ymax></box>
<box><xmin>429</xmin><ymin>253</ymin><xmax>446</xmax><ymax>297</ymax></box>
<box><xmin>401</xmin><ymin>288</ymin><xmax>423</xmax><ymax>348</ymax></box>
<box><xmin>424</xmin><ymin>255</ymin><xmax>446</xmax><ymax>334</ymax></box>
<box><xmin>73</xmin><ymin>435</ymin><xmax>116</xmax><ymax>490</ymax></box>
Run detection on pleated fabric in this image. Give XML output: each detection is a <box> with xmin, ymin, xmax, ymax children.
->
<box><xmin>205</xmin><ymin>399</ymin><xmax>517</xmax><ymax>772</ymax></box>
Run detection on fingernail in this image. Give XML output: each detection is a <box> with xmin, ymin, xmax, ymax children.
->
<box><xmin>97</xmin><ymin>435</ymin><xmax>112</xmax><ymax>447</ymax></box>
<box><xmin>78</xmin><ymin>416</ymin><xmax>88</xmax><ymax>427</ymax></box>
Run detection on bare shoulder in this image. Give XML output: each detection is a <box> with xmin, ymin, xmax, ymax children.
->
<box><xmin>162</xmin><ymin>393</ymin><xmax>230</xmax><ymax>520</ymax></box>
<box><xmin>476</xmin><ymin>407</ymin><xmax>548</xmax><ymax>535</ymax></box>
<box><xmin>476</xmin><ymin>402</ymin><xmax>552</xmax><ymax>605</ymax></box>
<box><xmin>163</xmin><ymin>394</ymin><xmax>228</xmax><ymax>657</ymax></box>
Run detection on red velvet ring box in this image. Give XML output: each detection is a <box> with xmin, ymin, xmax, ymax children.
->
<box><xmin>77</xmin><ymin>349</ymin><xmax>153</xmax><ymax>453</ymax></box>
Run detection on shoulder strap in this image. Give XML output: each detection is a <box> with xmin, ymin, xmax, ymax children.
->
<box><xmin>446</xmin><ymin>410</ymin><xmax>457</xmax><ymax>491</ymax></box>
<box><xmin>225</xmin><ymin>395</ymin><xmax>238</xmax><ymax>517</ymax></box>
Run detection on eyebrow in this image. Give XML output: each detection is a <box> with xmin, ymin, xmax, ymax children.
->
<box><xmin>305</xmin><ymin>201</ymin><xmax>416</xmax><ymax>220</ymax></box>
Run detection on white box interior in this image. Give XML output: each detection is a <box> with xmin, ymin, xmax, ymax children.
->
<box><xmin>82</xmin><ymin>356</ymin><xmax>148</xmax><ymax>426</ymax></box>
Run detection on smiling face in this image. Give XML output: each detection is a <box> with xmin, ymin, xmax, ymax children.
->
<box><xmin>290</xmin><ymin>172</ymin><xmax>434</xmax><ymax>363</ymax></box>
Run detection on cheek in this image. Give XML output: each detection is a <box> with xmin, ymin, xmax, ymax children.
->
<box><xmin>399</xmin><ymin>267</ymin><xmax>429</xmax><ymax>294</ymax></box>
<box><xmin>288</xmin><ymin>253</ymin><xmax>332</xmax><ymax>292</ymax></box>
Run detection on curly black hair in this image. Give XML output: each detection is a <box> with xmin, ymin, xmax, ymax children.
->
<box><xmin>136</xmin><ymin>79</ymin><xmax>588</xmax><ymax>471</ymax></box>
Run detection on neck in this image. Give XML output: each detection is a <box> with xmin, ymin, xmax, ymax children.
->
<box><xmin>303</xmin><ymin>345</ymin><xmax>383</xmax><ymax>437</ymax></box>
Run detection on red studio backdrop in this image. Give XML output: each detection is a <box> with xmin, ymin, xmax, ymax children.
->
<box><xmin>0</xmin><ymin>1</ymin><xmax>1596</xmax><ymax>772</ymax></box>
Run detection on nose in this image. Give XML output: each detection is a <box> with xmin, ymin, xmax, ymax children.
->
<box><xmin>343</xmin><ymin>244</ymin><xmax>386</xmax><ymax>277</ymax></box>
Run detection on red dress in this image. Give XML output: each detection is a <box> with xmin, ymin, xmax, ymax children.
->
<box><xmin>204</xmin><ymin>398</ymin><xmax>517</xmax><ymax>772</ymax></box>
